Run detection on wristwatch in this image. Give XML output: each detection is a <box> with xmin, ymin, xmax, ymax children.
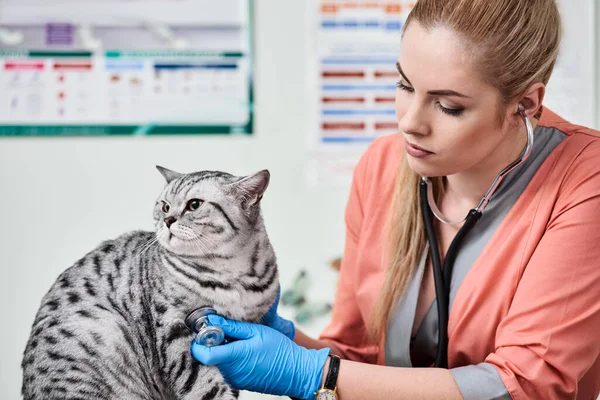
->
<box><xmin>314</xmin><ymin>354</ymin><xmax>340</xmax><ymax>400</ymax></box>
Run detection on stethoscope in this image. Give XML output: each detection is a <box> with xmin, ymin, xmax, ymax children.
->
<box><xmin>421</xmin><ymin>105</ymin><xmax>534</xmax><ymax>368</ymax></box>
<box><xmin>185</xmin><ymin>307</ymin><xmax>227</xmax><ymax>347</ymax></box>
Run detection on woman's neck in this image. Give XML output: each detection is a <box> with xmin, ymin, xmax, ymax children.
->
<box><xmin>442</xmin><ymin>118</ymin><xmax>538</xmax><ymax>215</ymax></box>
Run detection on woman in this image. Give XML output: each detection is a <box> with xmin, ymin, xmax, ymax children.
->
<box><xmin>192</xmin><ymin>0</ymin><xmax>600</xmax><ymax>398</ymax></box>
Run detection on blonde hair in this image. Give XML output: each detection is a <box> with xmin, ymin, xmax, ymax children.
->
<box><xmin>370</xmin><ymin>0</ymin><xmax>561</xmax><ymax>340</ymax></box>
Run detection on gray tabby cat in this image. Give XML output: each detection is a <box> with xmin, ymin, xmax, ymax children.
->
<box><xmin>21</xmin><ymin>167</ymin><xmax>279</xmax><ymax>400</ymax></box>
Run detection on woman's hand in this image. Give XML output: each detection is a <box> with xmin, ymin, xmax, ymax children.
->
<box><xmin>191</xmin><ymin>315</ymin><xmax>330</xmax><ymax>399</ymax></box>
<box><xmin>262</xmin><ymin>286</ymin><xmax>296</xmax><ymax>340</ymax></box>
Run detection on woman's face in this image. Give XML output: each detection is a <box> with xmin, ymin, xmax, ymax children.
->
<box><xmin>396</xmin><ymin>22</ymin><xmax>520</xmax><ymax>178</ymax></box>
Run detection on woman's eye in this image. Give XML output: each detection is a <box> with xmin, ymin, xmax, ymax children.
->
<box><xmin>396</xmin><ymin>81</ymin><xmax>414</xmax><ymax>93</ymax></box>
<box><xmin>186</xmin><ymin>199</ymin><xmax>203</xmax><ymax>211</ymax></box>
<box><xmin>437</xmin><ymin>102</ymin><xmax>464</xmax><ymax>117</ymax></box>
<box><xmin>161</xmin><ymin>202</ymin><xmax>170</xmax><ymax>213</ymax></box>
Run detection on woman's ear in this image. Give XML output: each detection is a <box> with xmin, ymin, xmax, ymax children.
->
<box><xmin>518</xmin><ymin>82</ymin><xmax>546</xmax><ymax>120</ymax></box>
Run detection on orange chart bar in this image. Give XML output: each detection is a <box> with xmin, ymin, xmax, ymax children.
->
<box><xmin>374</xmin><ymin>97</ymin><xmax>396</xmax><ymax>103</ymax></box>
<box><xmin>322</xmin><ymin>97</ymin><xmax>366</xmax><ymax>103</ymax></box>
<box><xmin>374</xmin><ymin>71</ymin><xmax>398</xmax><ymax>78</ymax></box>
<box><xmin>375</xmin><ymin>122</ymin><xmax>398</xmax><ymax>130</ymax></box>
<box><xmin>322</xmin><ymin>122</ymin><xmax>366</xmax><ymax>130</ymax></box>
<box><xmin>53</xmin><ymin>63</ymin><xmax>93</xmax><ymax>70</ymax></box>
<box><xmin>321</xmin><ymin>2</ymin><xmax>403</xmax><ymax>13</ymax></box>
<box><xmin>322</xmin><ymin>71</ymin><xmax>366</xmax><ymax>78</ymax></box>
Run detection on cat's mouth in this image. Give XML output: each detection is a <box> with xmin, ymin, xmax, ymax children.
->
<box><xmin>167</xmin><ymin>231</ymin><xmax>199</xmax><ymax>243</ymax></box>
<box><xmin>158</xmin><ymin>227</ymin><xmax>202</xmax><ymax>252</ymax></box>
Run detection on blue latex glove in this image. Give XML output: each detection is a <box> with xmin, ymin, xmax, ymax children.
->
<box><xmin>191</xmin><ymin>315</ymin><xmax>330</xmax><ymax>399</ymax></box>
<box><xmin>262</xmin><ymin>285</ymin><xmax>296</xmax><ymax>340</ymax></box>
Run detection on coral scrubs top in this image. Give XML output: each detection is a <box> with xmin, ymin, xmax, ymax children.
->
<box><xmin>319</xmin><ymin>108</ymin><xmax>600</xmax><ymax>399</ymax></box>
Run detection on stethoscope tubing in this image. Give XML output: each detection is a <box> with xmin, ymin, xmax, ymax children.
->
<box><xmin>419</xmin><ymin>107</ymin><xmax>533</xmax><ymax>368</ymax></box>
<box><xmin>420</xmin><ymin>181</ymin><xmax>481</xmax><ymax>368</ymax></box>
<box><xmin>420</xmin><ymin>180</ymin><xmax>451</xmax><ymax>367</ymax></box>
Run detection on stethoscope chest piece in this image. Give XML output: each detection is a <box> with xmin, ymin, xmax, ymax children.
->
<box><xmin>185</xmin><ymin>307</ymin><xmax>225</xmax><ymax>347</ymax></box>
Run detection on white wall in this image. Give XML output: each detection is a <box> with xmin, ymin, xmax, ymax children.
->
<box><xmin>0</xmin><ymin>1</ymin><xmax>598</xmax><ymax>399</ymax></box>
<box><xmin>543</xmin><ymin>0</ymin><xmax>598</xmax><ymax>128</ymax></box>
<box><xmin>0</xmin><ymin>1</ymin><xmax>345</xmax><ymax>399</ymax></box>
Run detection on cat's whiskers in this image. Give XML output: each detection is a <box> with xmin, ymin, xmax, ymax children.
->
<box><xmin>176</xmin><ymin>225</ymin><xmax>213</xmax><ymax>255</ymax></box>
<box><xmin>196</xmin><ymin>236</ymin><xmax>217</xmax><ymax>256</ymax></box>
<box><xmin>135</xmin><ymin>236</ymin><xmax>159</xmax><ymax>258</ymax></box>
<box><xmin>197</xmin><ymin>234</ymin><xmax>217</xmax><ymax>248</ymax></box>
<box><xmin>191</xmin><ymin>237</ymin><xmax>209</xmax><ymax>257</ymax></box>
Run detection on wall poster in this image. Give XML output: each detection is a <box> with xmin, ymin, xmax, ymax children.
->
<box><xmin>306</xmin><ymin>1</ymin><xmax>414</xmax><ymax>187</ymax></box>
<box><xmin>0</xmin><ymin>0</ymin><xmax>254</xmax><ymax>136</ymax></box>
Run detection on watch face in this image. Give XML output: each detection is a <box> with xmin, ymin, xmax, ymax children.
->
<box><xmin>316</xmin><ymin>390</ymin><xmax>337</xmax><ymax>400</ymax></box>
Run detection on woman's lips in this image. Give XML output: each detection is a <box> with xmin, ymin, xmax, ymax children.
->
<box><xmin>404</xmin><ymin>140</ymin><xmax>434</xmax><ymax>158</ymax></box>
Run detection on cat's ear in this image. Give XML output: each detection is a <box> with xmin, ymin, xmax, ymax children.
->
<box><xmin>156</xmin><ymin>165</ymin><xmax>183</xmax><ymax>183</ymax></box>
<box><xmin>231</xmin><ymin>169</ymin><xmax>270</xmax><ymax>210</ymax></box>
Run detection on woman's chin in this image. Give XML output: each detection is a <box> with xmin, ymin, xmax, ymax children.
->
<box><xmin>406</xmin><ymin>158</ymin><xmax>445</xmax><ymax>178</ymax></box>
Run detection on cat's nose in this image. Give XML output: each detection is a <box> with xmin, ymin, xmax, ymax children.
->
<box><xmin>164</xmin><ymin>216</ymin><xmax>176</xmax><ymax>228</ymax></box>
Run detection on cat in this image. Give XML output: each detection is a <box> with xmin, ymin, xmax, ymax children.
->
<box><xmin>21</xmin><ymin>166</ymin><xmax>279</xmax><ymax>400</ymax></box>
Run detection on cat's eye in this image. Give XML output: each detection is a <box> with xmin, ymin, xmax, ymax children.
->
<box><xmin>186</xmin><ymin>199</ymin><xmax>203</xmax><ymax>211</ymax></box>
<box><xmin>161</xmin><ymin>202</ymin><xmax>170</xmax><ymax>213</ymax></box>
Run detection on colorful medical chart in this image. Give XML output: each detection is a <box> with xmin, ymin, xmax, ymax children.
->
<box><xmin>0</xmin><ymin>0</ymin><xmax>253</xmax><ymax>135</ymax></box>
<box><xmin>307</xmin><ymin>1</ymin><xmax>413</xmax><ymax>187</ymax></box>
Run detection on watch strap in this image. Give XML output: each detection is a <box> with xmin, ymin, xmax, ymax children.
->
<box><xmin>323</xmin><ymin>354</ymin><xmax>340</xmax><ymax>390</ymax></box>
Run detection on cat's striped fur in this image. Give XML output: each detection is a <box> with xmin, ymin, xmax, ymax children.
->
<box><xmin>21</xmin><ymin>167</ymin><xmax>279</xmax><ymax>400</ymax></box>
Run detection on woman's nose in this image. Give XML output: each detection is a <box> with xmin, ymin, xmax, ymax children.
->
<box><xmin>398</xmin><ymin>103</ymin><xmax>430</xmax><ymax>136</ymax></box>
<box><xmin>164</xmin><ymin>216</ymin><xmax>176</xmax><ymax>228</ymax></box>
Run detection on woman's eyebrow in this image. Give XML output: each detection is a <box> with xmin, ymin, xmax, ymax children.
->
<box><xmin>396</xmin><ymin>61</ymin><xmax>471</xmax><ymax>98</ymax></box>
<box><xmin>396</xmin><ymin>62</ymin><xmax>412</xmax><ymax>85</ymax></box>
